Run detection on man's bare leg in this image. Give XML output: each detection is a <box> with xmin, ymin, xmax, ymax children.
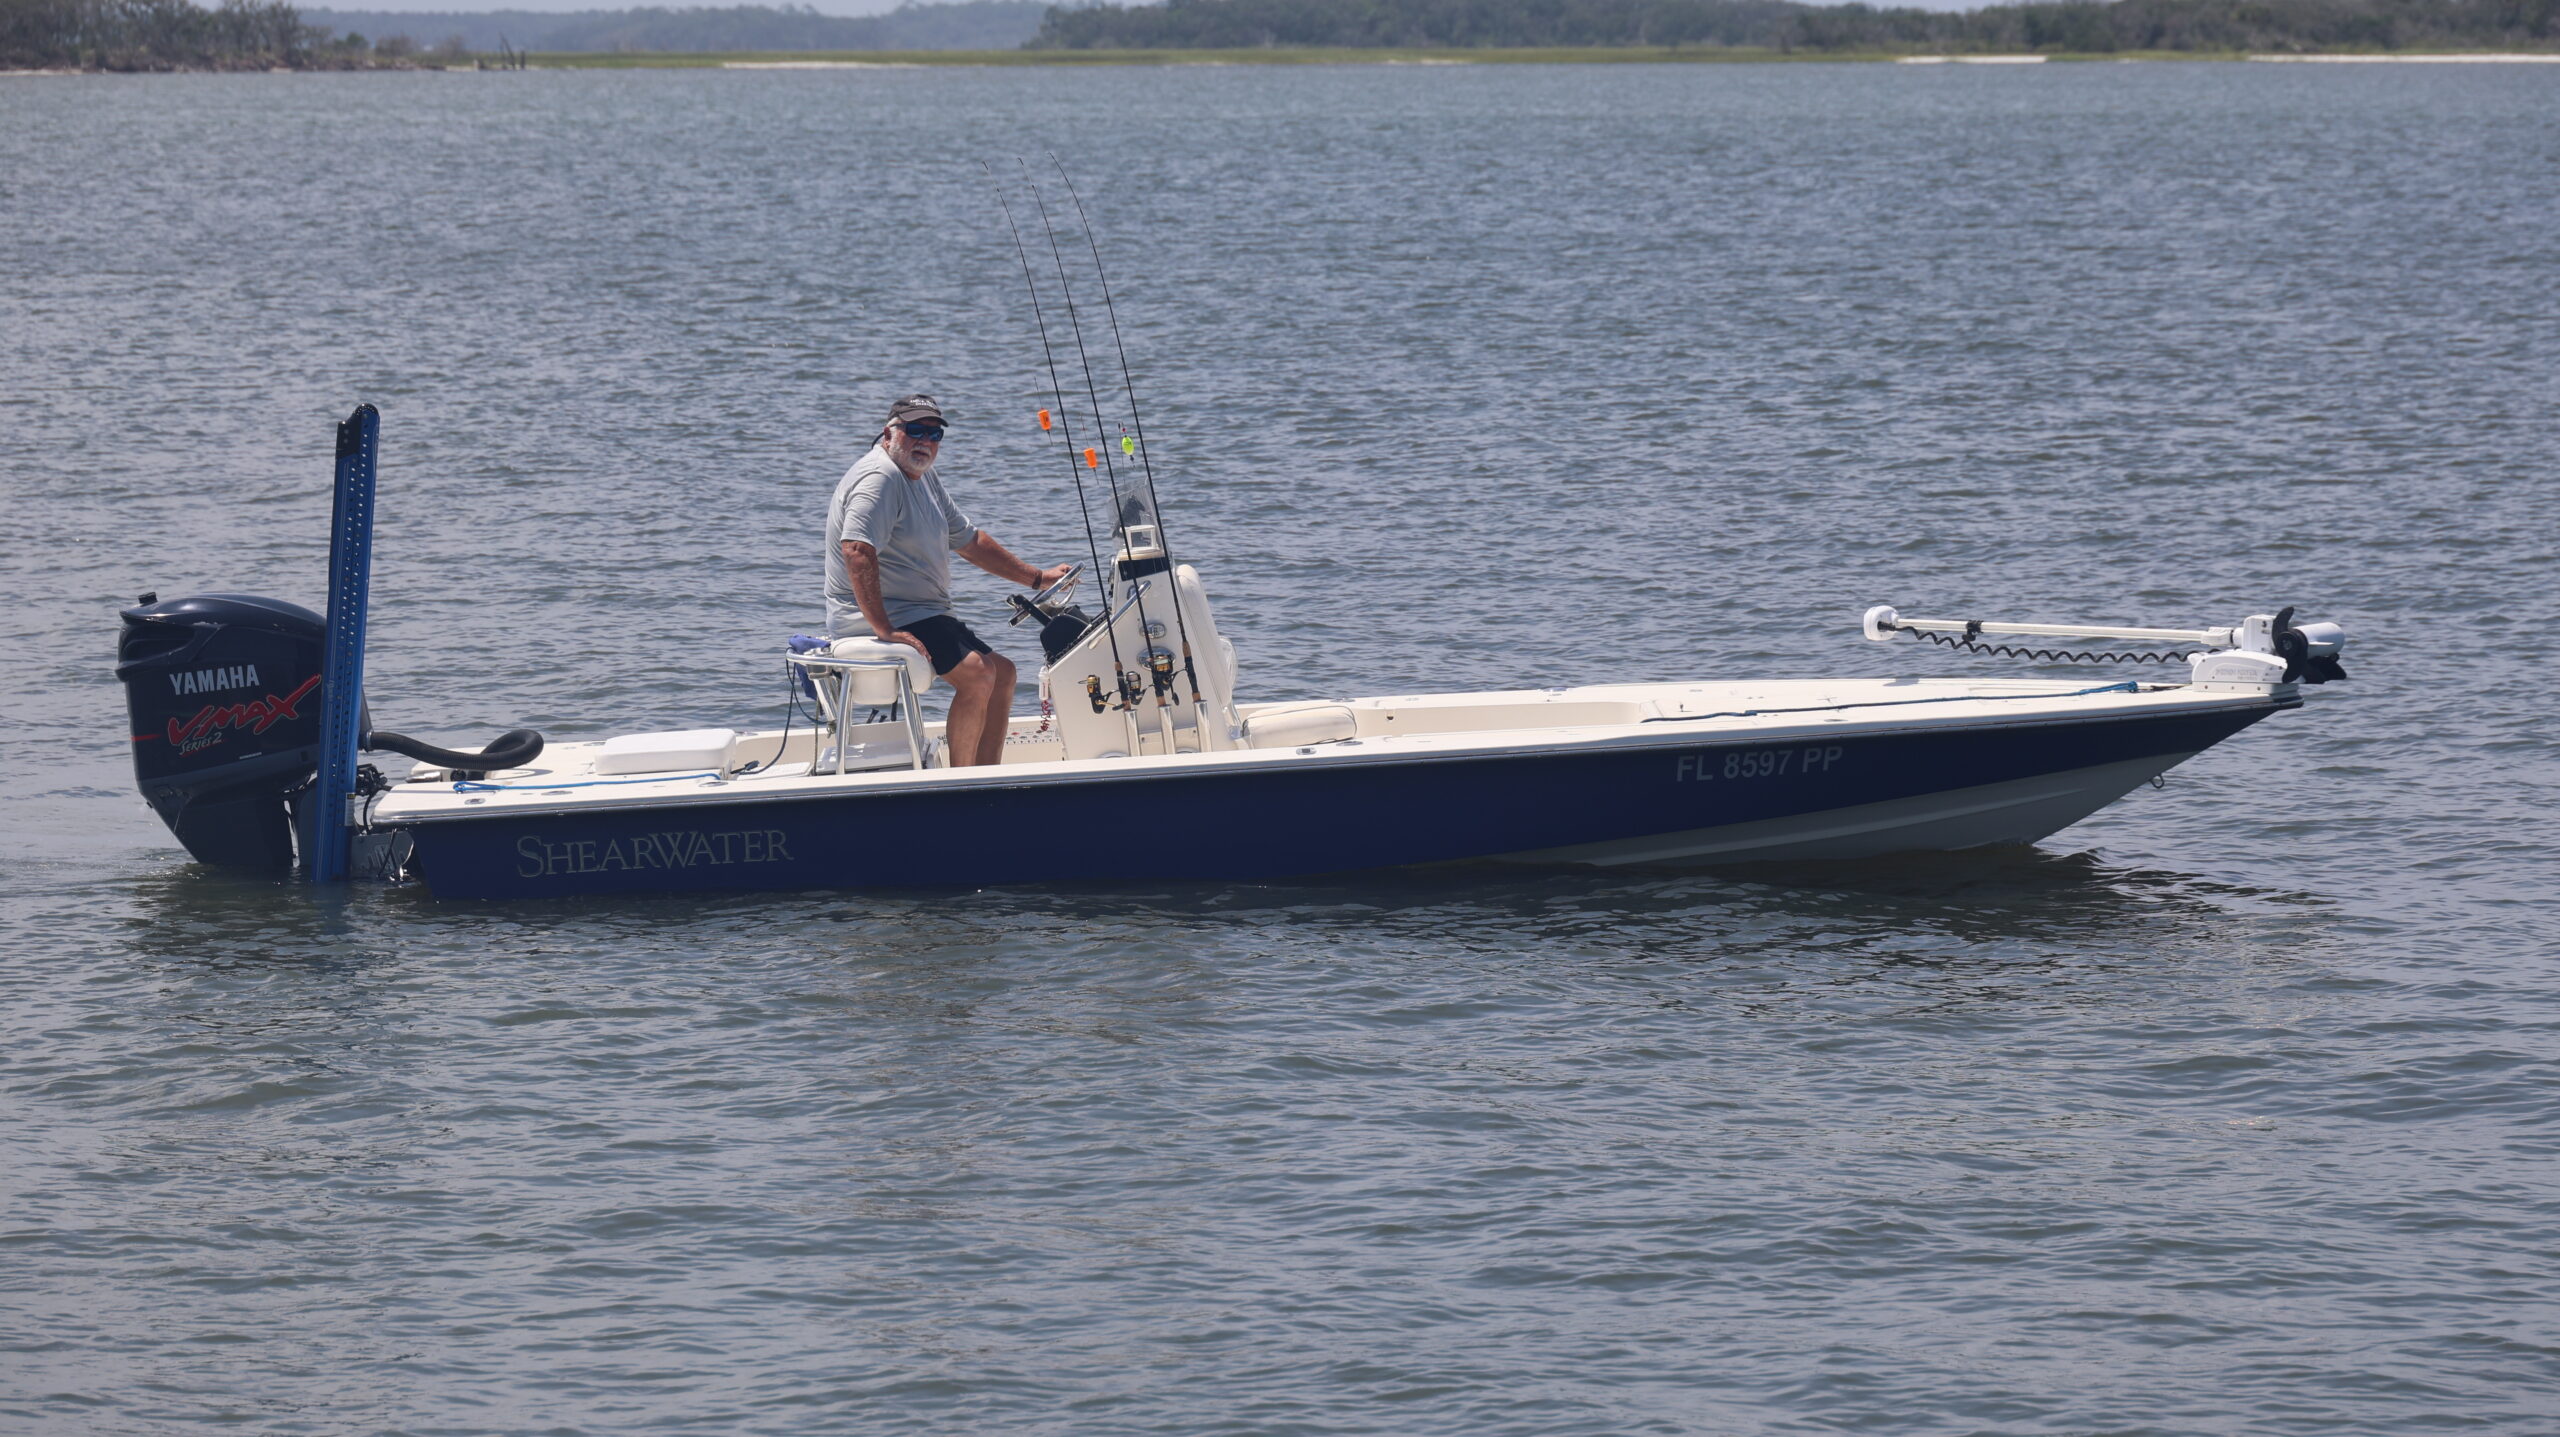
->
<box><xmin>940</xmin><ymin>651</ymin><xmax>1017</xmax><ymax>769</ymax></box>
<box><xmin>973</xmin><ymin>650</ymin><xmax>1018</xmax><ymax>767</ymax></box>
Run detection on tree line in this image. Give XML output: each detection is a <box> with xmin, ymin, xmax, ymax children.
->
<box><xmin>2</xmin><ymin>0</ymin><xmax>1048</xmax><ymax>67</ymax></box>
<box><xmin>524</xmin><ymin>1</ymin><xmax>1047</xmax><ymax>50</ymax></box>
<box><xmin>3</xmin><ymin>0</ymin><xmax>399</xmax><ymax>67</ymax></box>
<box><xmin>9</xmin><ymin>0</ymin><xmax>2550</xmax><ymax>67</ymax></box>
<box><xmin>1029</xmin><ymin>0</ymin><xmax>2560</xmax><ymax>51</ymax></box>
<box><xmin>302</xmin><ymin>2</ymin><xmax>1051</xmax><ymax>54</ymax></box>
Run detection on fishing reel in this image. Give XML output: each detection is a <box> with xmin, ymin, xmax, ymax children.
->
<box><xmin>1002</xmin><ymin>563</ymin><xmax>1098</xmax><ymax>665</ymax></box>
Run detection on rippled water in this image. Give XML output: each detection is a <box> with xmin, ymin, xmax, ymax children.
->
<box><xmin>5</xmin><ymin>63</ymin><xmax>2558</xmax><ymax>1434</ymax></box>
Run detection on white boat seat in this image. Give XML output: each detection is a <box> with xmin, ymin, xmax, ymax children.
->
<box><xmin>1242</xmin><ymin>702</ymin><xmax>1357</xmax><ymax>749</ymax></box>
<box><xmin>823</xmin><ymin>636</ymin><xmax>934</xmax><ymax>708</ymax></box>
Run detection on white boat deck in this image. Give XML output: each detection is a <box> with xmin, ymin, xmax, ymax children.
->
<box><xmin>370</xmin><ymin>675</ymin><xmax>2284</xmax><ymax>827</ymax></box>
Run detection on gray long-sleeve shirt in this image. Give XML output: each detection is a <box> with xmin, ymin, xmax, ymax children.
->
<box><xmin>825</xmin><ymin>444</ymin><xmax>978</xmax><ymax>636</ymax></box>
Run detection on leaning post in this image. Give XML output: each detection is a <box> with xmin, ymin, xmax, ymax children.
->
<box><xmin>311</xmin><ymin>403</ymin><xmax>378</xmax><ymax>882</ymax></box>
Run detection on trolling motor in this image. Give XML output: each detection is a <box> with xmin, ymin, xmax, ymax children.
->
<box><xmin>1862</xmin><ymin>604</ymin><xmax>2348</xmax><ymax>688</ymax></box>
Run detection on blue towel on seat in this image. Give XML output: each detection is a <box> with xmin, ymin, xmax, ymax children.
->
<box><xmin>788</xmin><ymin>634</ymin><xmax>828</xmax><ymax>702</ymax></box>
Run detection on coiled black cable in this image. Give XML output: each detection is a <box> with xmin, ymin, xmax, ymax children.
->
<box><xmin>1904</xmin><ymin>626</ymin><xmax>2202</xmax><ymax>666</ymax></box>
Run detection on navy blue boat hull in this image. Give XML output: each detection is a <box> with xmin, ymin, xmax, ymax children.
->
<box><xmin>398</xmin><ymin>703</ymin><xmax>2282</xmax><ymax>900</ymax></box>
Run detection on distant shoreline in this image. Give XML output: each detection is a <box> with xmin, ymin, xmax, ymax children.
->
<box><xmin>12</xmin><ymin>48</ymin><xmax>2560</xmax><ymax>75</ymax></box>
<box><xmin>454</xmin><ymin>46</ymin><xmax>2560</xmax><ymax>68</ymax></box>
<box><xmin>19</xmin><ymin>0</ymin><xmax>2556</xmax><ymax>76</ymax></box>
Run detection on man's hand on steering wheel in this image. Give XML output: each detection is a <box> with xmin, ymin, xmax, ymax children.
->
<box><xmin>1006</xmin><ymin>564</ymin><xmax>1084</xmax><ymax>626</ymax></box>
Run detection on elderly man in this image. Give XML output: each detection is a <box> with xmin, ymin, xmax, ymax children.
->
<box><xmin>827</xmin><ymin>394</ymin><xmax>1069</xmax><ymax>768</ymax></box>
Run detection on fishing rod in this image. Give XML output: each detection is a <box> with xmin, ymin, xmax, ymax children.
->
<box><xmin>1021</xmin><ymin>160</ymin><xmax>1182</xmax><ymax>744</ymax></box>
<box><xmin>983</xmin><ymin>161</ymin><xmax>1135</xmax><ymax>742</ymax></box>
<box><xmin>1051</xmin><ymin>155</ymin><xmax>1212</xmax><ymax>740</ymax></box>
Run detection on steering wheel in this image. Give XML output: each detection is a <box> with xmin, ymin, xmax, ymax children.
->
<box><xmin>1007</xmin><ymin>563</ymin><xmax>1083</xmax><ymax>626</ymax></box>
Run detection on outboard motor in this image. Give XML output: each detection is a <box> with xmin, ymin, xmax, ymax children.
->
<box><xmin>118</xmin><ymin>406</ymin><xmax>547</xmax><ymax>876</ymax></box>
<box><xmin>117</xmin><ymin>593</ymin><xmax>332</xmax><ymax>868</ymax></box>
<box><xmin>117</xmin><ymin>591</ymin><xmax>547</xmax><ymax>870</ymax></box>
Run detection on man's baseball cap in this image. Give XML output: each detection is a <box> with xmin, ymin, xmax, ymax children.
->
<box><xmin>885</xmin><ymin>394</ymin><xmax>947</xmax><ymax>428</ymax></box>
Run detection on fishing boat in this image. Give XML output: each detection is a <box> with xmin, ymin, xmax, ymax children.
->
<box><xmin>398</xmin><ymin>603</ymin><xmax>2354</xmax><ymax>898</ymax></box>
<box><xmin>109</xmin><ymin>174</ymin><xmax>2348</xmax><ymax>900</ymax></box>
<box><xmin>115</xmin><ymin>548</ymin><xmax>2348</xmax><ymax>900</ymax></box>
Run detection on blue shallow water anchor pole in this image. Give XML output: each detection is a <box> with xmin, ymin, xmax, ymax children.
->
<box><xmin>311</xmin><ymin>403</ymin><xmax>378</xmax><ymax>882</ymax></box>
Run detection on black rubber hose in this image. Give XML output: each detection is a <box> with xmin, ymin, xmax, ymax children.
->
<box><xmin>364</xmin><ymin>727</ymin><xmax>545</xmax><ymax>778</ymax></box>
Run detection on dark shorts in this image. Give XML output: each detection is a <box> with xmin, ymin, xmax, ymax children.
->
<box><xmin>904</xmin><ymin>614</ymin><xmax>993</xmax><ymax>676</ymax></box>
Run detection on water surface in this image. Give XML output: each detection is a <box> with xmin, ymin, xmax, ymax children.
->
<box><xmin>3</xmin><ymin>62</ymin><xmax>2557</xmax><ymax>1435</ymax></box>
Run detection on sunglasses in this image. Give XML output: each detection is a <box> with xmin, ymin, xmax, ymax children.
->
<box><xmin>898</xmin><ymin>422</ymin><xmax>946</xmax><ymax>442</ymax></box>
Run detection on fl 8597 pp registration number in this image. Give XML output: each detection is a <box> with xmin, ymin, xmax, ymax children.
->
<box><xmin>1674</xmin><ymin>744</ymin><xmax>1846</xmax><ymax>783</ymax></box>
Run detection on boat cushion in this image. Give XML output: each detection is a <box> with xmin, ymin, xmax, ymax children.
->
<box><xmin>827</xmin><ymin>635</ymin><xmax>934</xmax><ymax>706</ymax></box>
<box><xmin>1242</xmin><ymin>702</ymin><xmax>1357</xmax><ymax>749</ymax></box>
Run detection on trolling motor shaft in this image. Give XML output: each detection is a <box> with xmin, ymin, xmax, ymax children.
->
<box><xmin>1862</xmin><ymin>604</ymin><xmax>2348</xmax><ymax>685</ymax></box>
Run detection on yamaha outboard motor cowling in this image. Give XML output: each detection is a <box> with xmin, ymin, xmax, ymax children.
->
<box><xmin>117</xmin><ymin>593</ymin><xmax>335</xmax><ymax>868</ymax></box>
